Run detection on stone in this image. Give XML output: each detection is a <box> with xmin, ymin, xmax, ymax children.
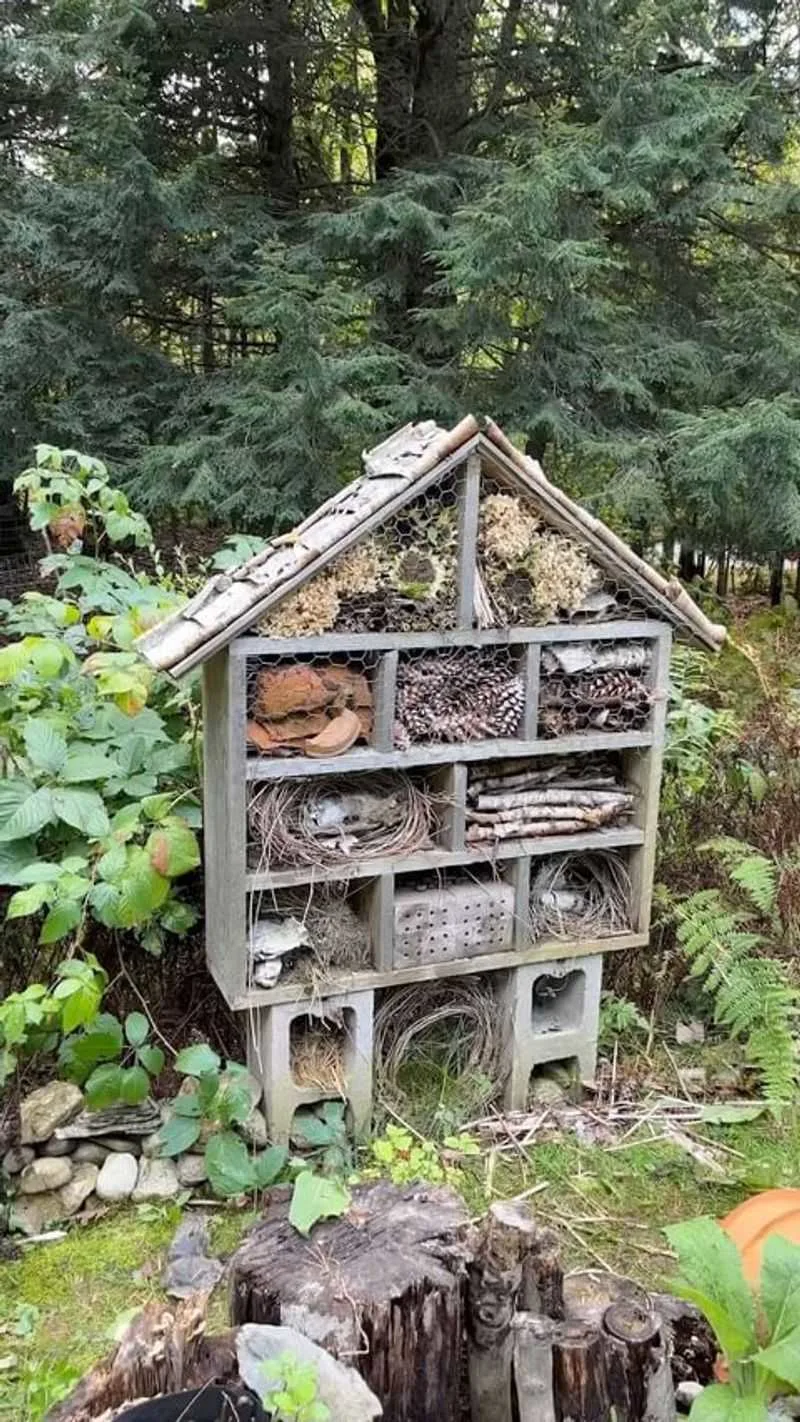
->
<box><xmin>19</xmin><ymin>1156</ymin><xmax>73</xmax><ymax>1194</ymax></box>
<box><xmin>676</xmin><ymin>1381</ymin><xmax>704</xmax><ymax>1413</ymax></box>
<box><xmin>11</xmin><ymin>1191</ymin><xmax>67</xmax><ymax>1236</ymax></box>
<box><xmin>2</xmin><ymin>1145</ymin><xmax>34</xmax><ymax>1175</ymax></box>
<box><xmin>73</xmin><ymin>1142</ymin><xmax>110</xmax><ymax>1165</ymax></box>
<box><xmin>132</xmin><ymin>1157</ymin><xmax>180</xmax><ymax>1201</ymax></box>
<box><xmin>177</xmin><ymin>1153</ymin><xmax>208</xmax><ymax>1187</ymax></box>
<box><xmin>20</xmin><ymin>1081</ymin><xmax>83</xmax><ymax>1144</ymax></box>
<box><xmin>678</xmin><ymin>1066</ymin><xmax>707</xmax><ymax>1096</ymax></box>
<box><xmin>676</xmin><ymin>1020</ymin><xmax>706</xmax><ymax>1046</ymax></box>
<box><xmin>96</xmin><ymin>1153</ymin><xmax>139</xmax><ymax>1202</ymax></box>
<box><xmin>141</xmin><ymin>1131</ymin><xmax>162</xmax><ymax>1158</ymax></box>
<box><xmin>54</xmin><ymin>1100</ymin><xmax>160</xmax><ymax>1139</ymax></box>
<box><xmin>162</xmin><ymin>1215</ymin><xmax>224</xmax><ymax>1299</ymax></box>
<box><xmin>59</xmin><ymin>1163</ymin><xmax>98</xmax><ymax>1215</ymax></box>
<box><xmin>238</xmin><ymin>1324</ymin><xmax>381</xmax><ymax>1422</ymax></box>
<box><xmin>40</xmin><ymin>1136</ymin><xmax>76</xmax><ymax>1157</ymax></box>
<box><xmin>239</xmin><ymin>1108</ymin><xmax>268</xmax><ymax>1149</ymax></box>
<box><xmin>103</xmin><ymin>1137</ymin><xmax>142</xmax><ymax>1154</ymax></box>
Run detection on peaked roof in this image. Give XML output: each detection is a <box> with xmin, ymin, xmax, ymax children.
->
<box><xmin>136</xmin><ymin>415</ymin><xmax>726</xmax><ymax>676</ymax></box>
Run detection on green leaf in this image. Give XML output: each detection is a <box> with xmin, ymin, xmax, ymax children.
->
<box><xmin>97</xmin><ymin>843</ymin><xmax>127</xmax><ymax>882</ymax></box>
<box><xmin>85</xmin><ymin>1063</ymin><xmax>126</xmax><ymax>1109</ymax></box>
<box><xmin>60</xmin><ymin>981</ymin><xmax>102</xmax><ymax>1033</ymax></box>
<box><xmin>160</xmin><ymin>899</ymin><xmax>197</xmax><ymax>936</ymax></box>
<box><xmin>754</xmin><ymin>1322</ymin><xmax>800</xmax><ymax>1391</ymax></box>
<box><xmin>23</xmin><ymin>719</ymin><xmax>68</xmax><ymax>775</ymax></box>
<box><xmin>157</xmin><ymin>1114</ymin><xmax>201</xmax><ymax>1157</ymax></box>
<box><xmin>52</xmin><ymin>789</ymin><xmax>110</xmax><ymax>839</ymax></box>
<box><xmin>688</xmin><ymin>1384</ymin><xmax>768</xmax><ymax>1422</ymax></box>
<box><xmin>289</xmin><ymin>1171</ymin><xmax>350</xmax><ymax>1236</ymax></box>
<box><xmin>120</xmin><ymin>1065</ymin><xmax>150</xmax><ymax>1105</ymax></box>
<box><xmin>664</xmin><ymin>1217</ymin><xmax>758</xmax><ymax>1361</ymax></box>
<box><xmin>62</xmin><ymin>752</ymin><xmax>119</xmax><ymax>783</ymax></box>
<box><xmin>124</xmin><ymin>1012</ymin><xmax>149</xmax><ymax>1048</ymax></box>
<box><xmin>175</xmin><ymin>1043</ymin><xmax>220</xmax><ymax>1077</ymax></box>
<box><xmin>759</xmin><ymin>1234</ymin><xmax>800</xmax><ymax>1344</ymax></box>
<box><xmin>137</xmin><ymin>1044</ymin><xmax>165</xmax><ymax>1077</ymax></box>
<box><xmin>205</xmin><ymin>1131</ymin><xmax>255</xmax><ymax>1198</ymax></box>
<box><xmin>0</xmin><ymin>788</ymin><xmax>55</xmax><ymax>843</ymax></box>
<box><xmin>171</xmin><ymin>1092</ymin><xmax>203</xmax><ymax>1118</ymax></box>
<box><xmin>65</xmin><ymin>1015</ymin><xmax>124</xmax><ymax>1070</ymax></box>
<box><xmin>291</xmin><ymin>1111</ymin><xmax>337</xmax><ymax>1148</ymax></box>
<box><xmin>39</xmin><ymin>901</ymin><xmax>82</xmax><ymax>944</ymax></box>
<box><xmin>11</xmin><ymin>862</ymin><xmax>64</xmax><ymax>885</ymax></box>
<box><xmin>700</xmin><ymin>1104</ymin><xmax>768</xmax><ymax>1126</ymax></box>
<box><xmin>6</xmin><ymin>883</ymin><xmax>51</xmax><ymax>918</ymax></box>
<box><xmin>145</xmin><ymin>819</ymin><xmax>200</xmax><ymax>879</ymax></box>
<box><xmin>253</xmin><ymin>1146</ymin><xmax>289</xmax><ymax>1188</ymax></box>
<box><xmin>0</xmin><ymin>838</ymin><xmax>38</xmax><ymax>886</ymax></box>
<box><xmin>89</xmin><ymin>881</ymin><xmax>122</xmax><ymax>926</ymax></box>
<box><xmin>113</xmin><ymin>846</ymin><xmax>169</xmax><ymax>927</ymax></box>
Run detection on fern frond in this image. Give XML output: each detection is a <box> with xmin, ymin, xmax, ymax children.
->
<box><xmin>702</xmin><ymin>837</ymin><xmax>777</xmax><ymax>915</ymax></box>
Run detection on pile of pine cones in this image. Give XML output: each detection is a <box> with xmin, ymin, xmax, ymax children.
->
<box><xmin>539</xmin><ymin>667</ymin><xmax>651</xmax><ymax>737</ymax></box>
<box><xmin>394</xmin><ymin>650</ymin><xmax>524</xmax><ymax>745</ymax></box>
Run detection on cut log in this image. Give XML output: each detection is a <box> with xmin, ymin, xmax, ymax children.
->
<box><xmin>602</xmin><ymin>1301</ymin><xmax>674</xmax><ymax>1422</ymax></box>
<box><xmin>551</xmin><ymin>1319</ymin><xmax>610</xmax><ymax>1422</ymax></box>
<box><xmin>228</xmin><ymin>1181</ymin><xmax>471</xmax><ymax>1422</ymax></box>
<box><xmin>467</xmin><ymin>1200</ymin><xmax>543</xmax><ymax>1422</ymax></box>
<box><xmin>45</xmin><ymin>1298</ymin><xmax>240</xmax><ymax>1421</ymax></box>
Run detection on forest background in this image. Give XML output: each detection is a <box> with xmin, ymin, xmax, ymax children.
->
<box><xmin>3</xmin><ymin>0</ymin><xmax>800</xmax><ymax>594</ymax></box>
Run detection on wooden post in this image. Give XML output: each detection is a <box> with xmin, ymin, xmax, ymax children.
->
<box><xmin>601</xmin><ymin>1302</ymin><xmax>674</xmax><ymax>1422</ymax></box>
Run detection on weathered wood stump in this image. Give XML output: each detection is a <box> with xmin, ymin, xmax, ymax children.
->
<box><xmin>228</xmin><ymin>1181</ymin><xmax>472</xmax><ymax>1422</ymax></box>
<box><xmin>467</xmin><ymin>1206</ymin><xmax>676</xmax><ymax>1422</ymax></box>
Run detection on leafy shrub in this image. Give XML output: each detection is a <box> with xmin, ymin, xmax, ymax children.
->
<box><xmin>598</xmin><ymin>991</ymin><xmax>649</xmax><ymax>1050</ymax></box>
<box><xmin>0</xmin><ymin>955</ymin><xmax>106</xmax><ymax>1083</ymax></box>
<box><xmin>261</xmin><ymin>1353</ymin><xmax>329</xmax><ymax>1422</ymax></box>
<box><xmin>0</xmin><ymin>444</ymin><xmax>200</xmax><ymax>957</ymax></box>
<box><xmin>667</xmin><ymin>1214</ymin><xmax>800</xmax><ymax>1420</ymax></box>
<box><xmin>59</xmin><ymin>1010</ymin><xmax>165</xmax><ymax>1108</ymax></box>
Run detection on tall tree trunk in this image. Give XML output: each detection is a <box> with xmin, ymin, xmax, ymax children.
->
<box><xmin>252</xmin><ymin>0</ymin><xmax>297</xmax><ymax>205</ymax></box>
<box><xmin>716</xmin><ymin>548</ymin><xmax>729</xmax><ymax>597</ymax></box>
<box><xmin>770</xmin><ymin>552</ymin><xmax>784</xmax><ymax>606</ymax></box>
<box><xmin>678</xmin><ymin>545</ymin><xmax>697</xmax><ymax>582</ymax></box>
<box><xmin>412</xmin><ymin>0</ymin><xmax>481</xmax><ymax>159</ymax></box>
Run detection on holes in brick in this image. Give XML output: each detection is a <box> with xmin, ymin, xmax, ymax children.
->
<box><xmin>531</xmin><ymin>970</ymin><xmax>585</xmax><ymax>1035</ymax></box>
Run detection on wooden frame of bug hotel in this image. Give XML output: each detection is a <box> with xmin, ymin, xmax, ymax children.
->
<box><xmin>138</xmin><ymin>417</ymin><xmax>724</xmax><ymax>1136</ymax></box>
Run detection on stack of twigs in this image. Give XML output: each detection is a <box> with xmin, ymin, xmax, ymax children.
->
<box><xmin>374</xmin><ymin>978</ymin><xmax>502</xmax><ymax>1109</ymax></box>
<box><xmin>466</xmin><ymin>756</ymin><xmax>634</xmax><ymax>843</ymax></box>
<box><xmin>248</xmin><ymin>772</ymin><xmax>434</xmax><ymax>870</ymax></box>
<box><xmin>530</xmin><ymin>849</ymin><xmax>632</xmax><ymax>938</ymax></box>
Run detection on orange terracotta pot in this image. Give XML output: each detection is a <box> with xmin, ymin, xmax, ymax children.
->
<box><xmin>722</xmin><ymin>1189</ymin><xmax>800</xmax><ymax>1283</ymax></box>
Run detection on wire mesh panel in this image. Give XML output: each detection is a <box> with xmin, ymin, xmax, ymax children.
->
<box><xmin>392</xmin><ymin>867</ymin><xmax>514</xmax><ymax>967</ymax></box>
<box><xmin>476</xmin><ymin>473</ymin><xmax>666</xmax><ymax>630</ymax></box>
<box><xmin>529</xmin><ymin>848</ymin><xmax>633</xmax><ymax>941</ymax></box>
<box><xmin>256</xmin><ymin>473</ymin><xmax>460</xmax><ymax>638</ymax></box>
<box><xmin>465</xmin><ymin>752</ymin><xmax>634</xmax><ymax>845</ymax></box>
<box><xmin>538</xmin><ymin>640</ymin><xmax>653</xmax><ymax>738</ymax></box>
<box><xmin>394</xmin><ymin>646</ymin><xmax>524</xmax><ymax>747</ymax></box>
<box><xmin>245</xmin><ymin>652</ymin><xmax>378</xmax><ymax>758</ymax></box>
<box><xmin>247</xmin><ymin>770</ymin><xmax>438</xmax><ymax>873</ymax></box>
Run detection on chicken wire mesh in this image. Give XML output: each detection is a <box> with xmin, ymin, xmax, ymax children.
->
<box><xmin>465</xmin><ymin>751</ymin><xmax>634</xmax><ymax>845</ymax></box>
<box><xmin>394</xmin><ymin>645</ymin><xmax>524</xmax><ymax>747</ymax></box>
<box><xmin>256</xmin><ymin>473</ymin><xmax>460</xmax><ymax>638</ymax></box>
<box><xmin>538</xmin><ymin>640</ymin><xmax>653</xmax><ymax>738</ymax></box>
<box><xmin>245</xmin><ymin>652</ymin><xmax>377</xmax><ymax>758</ymax></box>
<box><xmin>476</xmin><ymin>473</ymin><xmax>667</xmax><ymax>630</ymax></box>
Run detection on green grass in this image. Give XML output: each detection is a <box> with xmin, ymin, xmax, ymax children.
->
<box><xmin>0</xmin><ymin>1202</ymin><xmax>255</xmax><ymax>1421</ymax></box>
<box><xmin>1</xmin><ymin>1094</ymin><xmax>799</xmax><ymax>1420</ymax></box>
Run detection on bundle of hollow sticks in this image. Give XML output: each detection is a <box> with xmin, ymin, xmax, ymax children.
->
<box><xmin>465</xmin><ymin>755</ymin><xmax>634</xmax><ymax>843</ymax></box>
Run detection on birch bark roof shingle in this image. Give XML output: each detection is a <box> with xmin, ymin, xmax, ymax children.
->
<box><xmin>135</xmin><ymin>414</ymin><xmax>726</xmax><ymax>676</ymax></box>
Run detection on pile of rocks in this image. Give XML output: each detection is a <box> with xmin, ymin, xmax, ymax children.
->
<box><xmin>3</xmin><ymin>1079</ymin><xmax>265</xmax><ymax>1235</ymax></box>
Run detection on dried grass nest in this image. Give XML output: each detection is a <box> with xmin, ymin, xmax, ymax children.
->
<box><xmin>248</xmin><ymin>772</ymin><xmax>436</xmax><ymax>870</ymax></box>
<box><xmin>374</xmin><ymin>977</ymin><xmax>502</xmax><ymax>1107</ymax></box>
<box><xmin>530</xmin><ymin>850</ymin><xmax>632</xmax><ymax>940</ymax></box>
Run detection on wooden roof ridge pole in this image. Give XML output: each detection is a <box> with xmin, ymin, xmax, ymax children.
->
<box><xmin>481</xmin><ymin>420</ymin><xmax>726</xmax><ymax>652</ymax></box>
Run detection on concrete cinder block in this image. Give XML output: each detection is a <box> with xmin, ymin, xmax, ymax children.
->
<box><xmin>498</xmin><ymin>955</ymin><xmax>603</xmax><ymax>1111</ymax></box>
<box><xmin>246</xmin><ymin>990</ymin><xmax>374</xmax><ymax>1146</ymax></box>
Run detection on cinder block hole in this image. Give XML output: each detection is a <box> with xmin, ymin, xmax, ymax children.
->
<box><xmin>530</xmin><ymin>1057</ymin><xmax>581</xmax><ymax>1102</ymax></box>
<box><xmin>531</xmin><ymin>969</ymin><xmax>585</xmax><ymax>1034</ymax></box>
<box><xmin>289</xmin><ymin>1101</ymin><xmax>353</xmax><ymax>1148</ymax></box>
<box><xmin>289</xmin><ymin>1011</ymin><xmax>351</xmax><ymax>1091</ymax></box>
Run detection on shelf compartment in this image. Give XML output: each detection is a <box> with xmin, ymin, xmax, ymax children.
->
<box><xmin>394</xmin><ymin>645</ymin><xmax>524</xmax><ymax>748</ymax></box>
<box><xmin>529</xmin><ymin>845</ymin><xmax>634</xmax><ymax>943</ymax></box>
<box><xmin>246</xmin><ymin>767</ymin><xmax>440</xmax><ymax>877</ymax></box>
<box><xmin>465</xmin><ymin>749</ymin><xmax>635</xmax><ymax>849</ymax></box>
<box><xmin>244</xmin><ymin>650</ymin><xmax>380</xmax><ymax>760</ymax></box>
<box><xmin>245</xmin><ymin>879</ymin><xmax>378</xmax><ymax>992</ymax></box>
<box><xmin>537</xmin><ymin>639</ymin><xmax>656</xmax><ymax>740</ymax></box>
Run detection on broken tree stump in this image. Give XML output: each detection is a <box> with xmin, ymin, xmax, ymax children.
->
<box><xmin>228</xmin><ymin>1181</ymin><xmax>471</xmax><ymax>1422</ymax></box>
